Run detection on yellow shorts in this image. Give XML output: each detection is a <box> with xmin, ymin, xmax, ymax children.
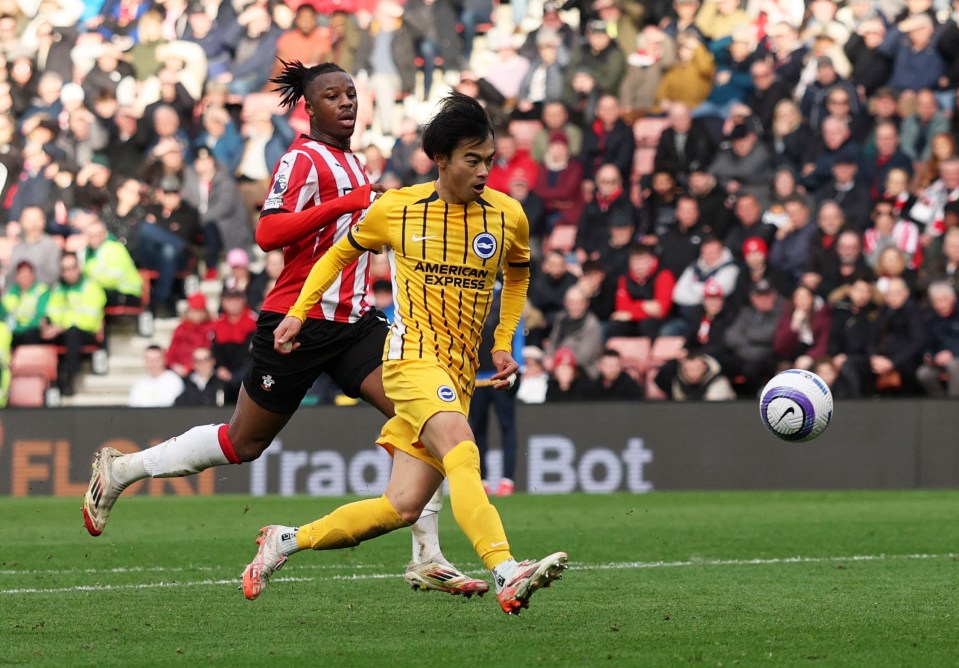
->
<box><xmin>375</xmin><ymin>359</ymin><xmax>473</xmax><ymax>475</ymax></box>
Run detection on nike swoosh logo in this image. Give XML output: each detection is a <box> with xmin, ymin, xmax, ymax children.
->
<box><xmin>491</xmin><ymin>541</ymin><xmax>508</xmax><ymax>548</ymax></box>
<box><xmin>412</xmin><ymin>235</ymin><xmax>435</xmax><ymax>242</ymax></box>
<box><xmin>774</xmin><ymin>407</ymin><xmax>796</xmax><ymax>425</ymax></box>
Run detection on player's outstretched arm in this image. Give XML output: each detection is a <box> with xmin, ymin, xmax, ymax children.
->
<box><xmin>255</xmin><ymin>184</ymin><xmax>384</xmax><ymax>251</ymax></box>
<box><xmin>287</xmin><ymin>239</ymin><xmax>365</xmax><ymax>321</ymax></box>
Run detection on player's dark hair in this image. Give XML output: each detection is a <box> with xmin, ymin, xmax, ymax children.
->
<box><xmin>271</xmin><ymin>60</ymin><xmax>348</xmax><ymax>109</ymax></box>
<box><xmin>421</xmin><ymin>92</ymin><xmax>494</xmax><ymax>161</ymax></box>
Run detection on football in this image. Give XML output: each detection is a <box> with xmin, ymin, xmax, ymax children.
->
<box><xmin>759</xmin><ymin>369</ymin><xmax>834</xmax><ymax>442</ymax></box>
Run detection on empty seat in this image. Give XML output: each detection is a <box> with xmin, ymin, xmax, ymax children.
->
<box><xmin>605</xmin><ymin>336</ymin><xmax>652</xmax><ymax>378</ymax></box>
<box><xmin>649</xmin><ymin>336</ymin><xmax>686</xmax><ymax>366</ymax></box>
<box><xmin>10</xmin><ymin>345</ymin><xmax>59</xmax><ymax>382</ymax></box>
<box><xmin>545</xmin><ymin>225</ymin><xmax>577</xmax><ymax>254</ymax></box>
<box><xmin>508</xmin><ymin>119</ymin><xmax>543</xmax><ymax>150</ymax></box>
<box><xmin>8</xmin><ymin>375</ymin><xmax>48</xmax><ymax>407</ymax></box>
<box><xmin>633</xmin><ymin>117</ymin><xmax>671</xmax><ymax>148</ymax></box>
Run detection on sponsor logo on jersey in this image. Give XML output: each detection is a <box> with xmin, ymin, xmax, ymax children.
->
<box><xmin>437</xmin><ymin>385</ymin><xmax>457</xmax><ymax>402</ymax></box>
<box><xmin>272</xmin><ymin>174</ymin><xmax>288</xmax><ymax>195</ymax></box>
<box><xmin>472</xmin><ymin>232</ymin><xmax>497</xmax><ymax>260</ymax></box>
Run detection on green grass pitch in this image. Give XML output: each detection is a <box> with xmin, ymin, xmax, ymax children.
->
<box><xmin>2</xmin><ymin>491</ymin><xmax>957</xmax><ymax>667</ymax></box>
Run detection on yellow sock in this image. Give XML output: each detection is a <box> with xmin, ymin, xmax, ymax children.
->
<box><xmin>442</xmin><ymin>441</ymin><xmax>512</xmax><ymax>570</ymax></box>
<box><xmin>295</xmin><ymin>495</ymin><xmax>408</xmax><ymax>551</ymax></box>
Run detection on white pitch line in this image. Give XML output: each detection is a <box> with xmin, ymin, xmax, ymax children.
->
<box><xmin>0</xmin><ymin>552</ymin><xmax>955</xmax><ymax>595</ymax></box>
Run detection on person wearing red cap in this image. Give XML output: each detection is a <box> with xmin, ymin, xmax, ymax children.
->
<box><xmin>545</xmin><ymin>346</ymin><xmax>594</xmax><ymax>401</ymax></box>
<box><xmin>534</xmin><ymin>130</ymin><xmax>586</xmax><ymax>229</ymax></box>
<box><xmin>728</xmin><ymin>234</ymin><xmax>790</xmax><ymax>310</ymax></box>
<box><xmin>165</xmin><ymin>292</ymin><xmax>214</xmax><ymax>377</ymax></box>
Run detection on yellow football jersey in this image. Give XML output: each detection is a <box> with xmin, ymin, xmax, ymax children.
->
<box><xmin>289</xmin><ymin>181</ymin><xmax>531</xmax><ymax>377</ymax></box>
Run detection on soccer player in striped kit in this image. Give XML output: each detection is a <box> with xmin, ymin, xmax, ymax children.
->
<box><xmin>244</xmin><ymin>93</ymin><xmax>567</xmax><ymax>615</ymax></box>
<box><xmin>83</xmin><ymin>62</ymin><xmax>487</xmax><ymax>597</ymax></box>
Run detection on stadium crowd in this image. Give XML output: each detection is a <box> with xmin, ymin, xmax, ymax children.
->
<box><xmin>1</xmin><ymin>0</ymin><xmax>959</xmax><ymax>405</ymax></box>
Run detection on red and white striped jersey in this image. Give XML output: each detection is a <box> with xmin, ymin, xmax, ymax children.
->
<box><xmin>260</xmin><ymin>135</ymin><xmax>372</xmax><ymax>323</ymax></box>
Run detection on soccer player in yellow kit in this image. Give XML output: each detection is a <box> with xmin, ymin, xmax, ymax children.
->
<box><xmin>242</xmin><ymin>93</ymin><xmax>567</xmax><ymax>615</ymax></box>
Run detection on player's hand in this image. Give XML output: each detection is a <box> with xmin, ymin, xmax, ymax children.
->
<box><xmin>490</xmin><ymin>350</ymin><xmax>519</xmax><ymax>391</ymax></box>
<box><xmin>273</xmin><ymin>316</ymin><xmax>303</xmax><ymax>354</ymax></box>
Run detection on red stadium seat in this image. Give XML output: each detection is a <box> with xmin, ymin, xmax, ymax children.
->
<box><xmin>633</xmin><ymin>116</ymin><xmax>671</xmax><ymax>148</ymax></box>
<box><xmin>545</xmin><ymin>225</ymin><xmax>577</xmax><ymax>254</ymax></box>
<box><xmin>632</xmin><ymin>147</ymin><xmax>656</xmax><ymax>182</ymax></box>
<box><xmin>8</xmin><ymin>375</ymin><xmax>48</xmax><ymax>407</ymax></box>
<box><xmin>649</xmin><ymin>336</ymin><xmax>686</xmax><ymax>366</ymax></box>
<box><xmin>10</xmin><ymin>344</ymin><xmax>59</xmax><ymax>382</ymax></box>
<box><xmin>605</xmin><ymin>336</ymin><xmax>652</xmax><ymax>379</ymax></box>
<box><xmin>645</xmin><ymin>369</ymin><xmax>667</xmax><ymax>400</ymax></box>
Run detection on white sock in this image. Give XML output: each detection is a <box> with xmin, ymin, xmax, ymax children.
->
<box><xmin>410</xmin><ymin>486</ymin><xmax>444</xmax><ymax>564</ymax></box>
<box><xmin>492</xmin><ymin>559</ymin><xmax>519</xmax><ymax>593</ymax></box>
<box><xmin>112</xmin><ymin>424</ymin><xmax>230</xmax><ymax>486</ymax></box>
<box><xmin>276</xmin><ymin>526</ymin><xmax>301</xmax><ymax>557</ymax></box>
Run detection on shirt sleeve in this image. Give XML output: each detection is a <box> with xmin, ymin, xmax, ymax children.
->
<box><xmin>286</xmin><ymin>193</ymin><xmax>392</xmax><ymax>321</ymax></box>
<box><xmin>493</xmin><ymin>205</ymin><xmax>531</xmax><ymax>354</ymax></box>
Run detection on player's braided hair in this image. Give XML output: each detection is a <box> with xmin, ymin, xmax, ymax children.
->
<box><xmin>270</xmin><ymin>60</ymin><xmax>348</xmax><ymax>109</ymax></box>
<box><xmin>422</xmin><ymin>92</ymin><xmax>494</xmax><ymax>161</ymax></box>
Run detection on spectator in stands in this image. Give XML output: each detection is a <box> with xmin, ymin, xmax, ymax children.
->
<box><xmin>175</xmin><ymin>346</ymin><xmax>227</xmax><ymax>407</ymax></box>
<box><xmin>566</xmin><ymin>19</ymin><xmax>626</xmax><ymax>98</ymax></box>
<box><xmin>212</xmin><ymin>287</ymin><xmax>257</xmax><ymax>402</ymax></box>
<box><xmin>806</xmin><ymin>200</ymin><xmax>850</xmax><ymax>282</ymax></box>
<box><xmin>354</xmin><ymin>1</ymin><xmax>414</xmax><ymax>136</ymax></box>
<box><xmin>773</xmin><ymin>284</ymin><xmax>833</xmax><ymax>370</ymax></box>
<box><xmin>816</xmin><ymin>228</ymin><xmax>875</xmax><ymax>302</ymax></box>
<box><xmin>669</xmin><ymin>235</ymin><xmax>739</xmax><ymax>336</ymax></box>
<box><xmin>142</xmin><ymin>104</ymin><xmax>193</xmax><ymax>166</ymax></box>
<box><xmin>802</xmin><ymin>115</ymin><xmax>860</xmax><ymax>194</ymax></box>
<box><xmin>530</xmin><ymin>100</ymin><xmax>582</xmax><ymax>165</ymax></box>
<box><xmin>234</xmin><ymin>108</ymin><xmax>294</xmax><ymax>223</ymax></box>
<box><xmin>218</xmin><ymin>4</ymin><xmax>281</xmax><ymax>96</ymax></box>
<box><xmin>861</xmin><ymin>120</ymin><xmax>914</xmax><ymax>201</ymax></box>
<box><xmin>694</xmin><ymin>0</ymin><xmax>749</xmax><ymax>42</ymax></box>
<box><xmin>768</xmin><ymin>195</ymin><xmax>817</xmax><ymax>289</ymax></box>
<box><xmin>516</xmin><ymin>345</ymin><xmax>548</xmax><ymax>404</ymax></box>
<box><xmin>723</xmin><ymin>278</ymin><xmax>782</xmax><ymax>396</ymax></box>
<box><xmin>748</xmin><ymin>57</ymin><xmax>792</xmax><ymax>137</ymax></box>
<box><xmin>638</xmin><ymin>170</ymin><xmax>680</xmax><ymax>243</ymax></box>
<box><xmin>181</xmin><ymin>145</ymin><xmax>252</xmax><ymax>277</ymax></box>
<box><xmin>681</xmin><ymin>279</ymin><xmax>736</xmax><ymax>366</ymax></box>
<box><xmin>8</xmin><ymin>206</ymin><xmax>61</xmax><ymax>288</ymax></box>
<box><xmin>916</xmin><ymin>280</ymin><xmax>959</xmax><ymax>396</ymax></box>
<box><xmin>272</xmin><ymin>5</ymin><xmax>331</xmax><ymax>80</ymax></box>
<box><xmin>514</xmin><ymin>31</ymin><xmax>566</xmax><ymax>122</ymax></box>
<box><xmin>2</xmin><ymin>260</ymin><xmax>50</xmax><ymax>347</ymax></box>
<box><xmin>920</xmin><ymin>225</ymin><xmax>959</xmax><ymax>294</ymax></box>
<box><xmin>129</xmin><ymin>343</ymin><xmax>185</xmax><ymax>407</ymax></box>
<box><xmin>653</xmin><ymin>103</ymin><xmax>715</xmax><ymax>186</ymax></box>
<box><xmin>83</xmin><ymin>219</ymin><xmax>143</xmax><ymax>308</ymax></box>
<box><xmin>828</xmin><ymin>273</ymin><xmax>878</xmax><ymax>397</ymax></box>
<box><xmin>655</xmin><ymin>33</ymin><xmax>714</xmax><ymax>113</ymax></box>
<box><xmin>222</xmin><ymin>248</ymin><xmax>255</xmax><ymax>301</ymax></box>
<box><xmin>687</xmin><ymin>168</ymin><xmax>735</xmax><ymax>239</ymax></box>
<box><xmin>247</xmin><ymin>248</ymin><xmax>284</xmax><ymax>313</ymax></box>
<box><xmin>166</xmin><ymin>292</ymin><xmax>214</xmax><ymax>378</ymax></box>
<box><xmin>609</xmin><ymin>243</ymin><xmax>676</xmax><ymax>338</ymax></box>
<box><xmin>8</xmin><ymin>140</ymin><xmax>55</xmax><ymax>223</ymax></box>
<box><xmin>41</xmin><ymin>252</ymin><xmax>106</xmax><ymax>396</ymax></box>
<box><xmin>548</xmin><ymin>285</ymin><xmax>604</xmax><ymax>378</ymax></box>
<box><xmin>910</xmin><ymin>157</ymin><xmax>959</xmax><ymax>239</ymax></box>
<box><xmin>769</xmin><ymin>98</ymin><xmax>814</xmax><ymax>173</ymax></box>
<box><xmin>912</xmin><ymin>132</ymin><xmax>957</xmax><ymax>193</ymax></box>
<box><xmin>576</xmin><ymin>259</ymin><xmax>617</xmax><ymax>322</ymax></box>
<box><xmin>575</xmin><ymin>164</ymin><xmax>637</xmax><ymax>262</ymax></box>
<box><xmin>195</xmin><ymin>105</ymin><xmax>243</xmax><ymax>175</ymax></box>
<box><xmin>535</xmin><ymin>131</ymin><xmax>586</xmax><ymax>230</ymax></box>
<box><xmin>878</xmin><ymin>13</ymin><xmax>946</xmax><ymax>94</ymax></box>
<box><xmin>586</xmin><ymin>348</ymin><xmax>643</xmax><ymax>400</ymax></box>
<box><xmin>709</xmin><ymin>123</ymin><xmax>774</xmax><ymax>205</ymax></box>
<box><xmin>874</xmin><ymin>245</ymin><xmax>918</xmax><ymax>295</ymax></box>
<box><xmin>74</xmin><ymin>154</ymin><xmax>115</xmax><ymax>212</ymax></box>
<box><xmin>900</xmin><ymin>89</ymin><xmax>950</xmax><ymax>164</ymax></box>
<box><xmin>658</xmin><ymin>194</ymin><xmax>706</xmax><ymax>278</ymax></box>
<box><xmin>868</xmin><ymin>275</ymin><xmax>926</xmax><ymax>395</ymax></box>
<box><xmin>183</xmin><ymin>3</ymin><xmax>230</xmax><ymax>79</ymax></box>
<box><xmin>863</xmin><ymin>198</ymin><xmax>921</xmax><ymax>271</ymax></box>
<box><xmin>725</xmin><ymin>194</ymin><xmax>776</xmax><ymax>261</ymax></box>
<box><xmin>618</xmin><ymin>26</ymin><xmax>676</xmax><ymax>124</ymax></box>
<box><xmin>817</xmin><ymin>151</ymin><xmax>872</xmax><ymax>232</ymax></box>
<box><xmin>102</xmin><ymin>105</ymin><xmax>146</xmax><ymax>178</ymax></box>
<box><xmin>695</xmin><ymin>23</ymin><xmax>756</xmax><ymax>121</ymax></box>
<box><xmin>765</xmin><ymin>21</ymin><xmax>807</xmax><ymax>89</ymax></box>
<box><xmin>655</xmin><ymin>349</ymin><xmax>736</xmax><ymax>400</ymax></box>
<box><xmin>844</xmin><ymin>17</ymin><xmax>893</xmax><ymax>100</ymax></box>
<box><xmin>145</xmin><ymin>173</ymin><xmax>201</xmax><ymax>262</ymax></box>
<box><xmin>487</xmin><ymin>132</ymin><xmax>539</xmax><ymax>196</ymax></box>
<box><xmin>518</xmin><ymin>1</ymin><xmax>577</xmax><ymax>64</ymax></box>
<box><xmin>581</xmin><ymin>94</ymin><xmax>634</xmax><ymax>183</ymax></box>
<box><xmin>545</xmin><ymin>346</ymin><xmax>594</xmax><ymax>402</ymax></box>
<box><xmin>509</xmin><ymin>170</ymin><xmax>547</xmax><ymax>245</ymax></box>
